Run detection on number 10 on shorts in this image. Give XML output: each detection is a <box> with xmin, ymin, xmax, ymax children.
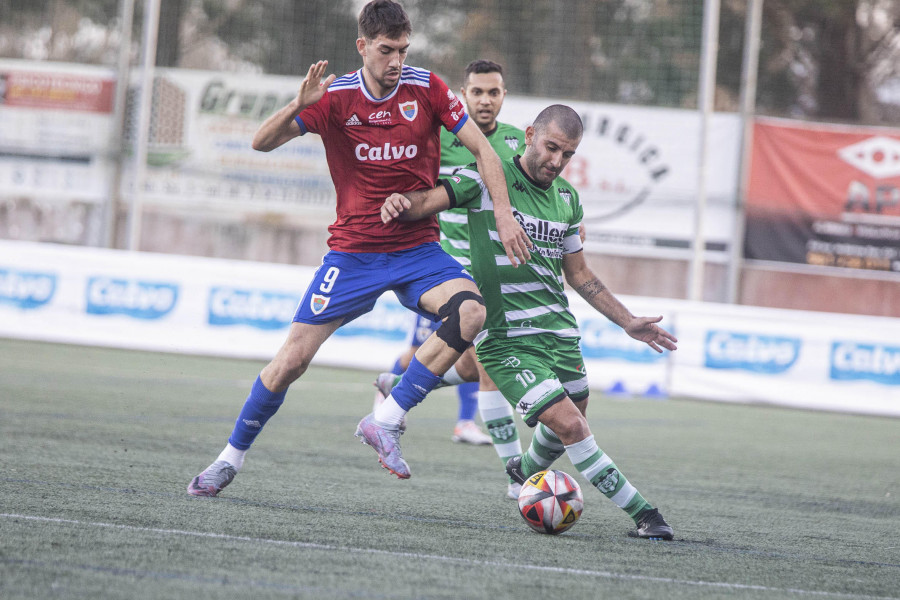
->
<box><xmin>503</xmin><ymin>355</ymin><xmax>535</xmax><ymax>388</ymax></box>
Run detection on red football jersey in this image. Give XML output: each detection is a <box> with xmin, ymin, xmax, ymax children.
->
<box><xmin>295</xmin><ymin>65</ymin><xmax>468</xmax><ymax>252</ymax></box>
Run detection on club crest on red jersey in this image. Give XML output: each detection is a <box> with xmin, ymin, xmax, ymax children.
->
<box><xmin>310</xmin><ymin>294</ymin><xmax>330</xmax><ymax>315</ymax></box>
<box><xmin>400</xmin><ymin>100</ymin><xmax>418</xmax><ymax>121</ymax></box>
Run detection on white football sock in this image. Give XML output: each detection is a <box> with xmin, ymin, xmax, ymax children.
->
<box><xmin>441</xmin><ymin>365</ymin><xmax>466</xmax><ymax>386</ymax></box>
<box><xmin>217</xmin><ymin>443</ymin><xmax>246</xmax><ymax>471</ymax></box>
<box><xmin>373</xmin><ymin>394</ymin><xmax>408</xmax><ymax>429</ymax></box>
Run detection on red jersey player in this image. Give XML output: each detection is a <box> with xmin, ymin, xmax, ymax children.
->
<box><xmin>187</xmin><ymin>0</ymin><xmax>531</xmax><ymax>497</ymax></box>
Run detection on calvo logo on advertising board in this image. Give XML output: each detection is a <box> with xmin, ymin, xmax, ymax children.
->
<box><xmin>704</xmin><ymin>331</ymin><xmax>801</xmax><ymax>374</ymax></box>
<box><xmin>830</xmin><ymin>341</ymin><xmax>900</xmax><ymax>386</ymax></box>
<box><xmin>208</xmin><ymin>287</ymin><xmax>302</xmax><ymax>330</ymax></box>
<box><xmin>0</xmin><ymin>268</ymin><xmax>57</xmax><ymax>310</ymax></box>
<box><xmin>86</xmin><ymin>277</ymin><xmax>179</xmax><ymax>319</ymax></box>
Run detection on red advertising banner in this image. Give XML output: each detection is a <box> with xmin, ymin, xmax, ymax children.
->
<box><xmin>0</xmin><ymin>70</ymin><xmax>115</xmax><ymax>113</ymax></box>
<box><xmin>746</xmin><ymin>117</ymin><xmax>900</xmax><ymax>273</ymax></box>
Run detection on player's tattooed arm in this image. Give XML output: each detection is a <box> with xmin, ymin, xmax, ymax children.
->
<box><xmin>563</xmin><ymin>251</ymin><xmax>677</xmax><ymax>353</ymax></box>
<box><xmin>574</xmin><ymin>277</ymin><xmax>607</xmax><ymax>302</ymax></box>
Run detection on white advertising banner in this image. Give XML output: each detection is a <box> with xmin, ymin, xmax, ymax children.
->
<box><xmin>124</xmin><ymin>68</ymin><xmax>335</xmax><ymax>218</ymax></box>
<box><xmin>2</xmin><ymin>241</ymin><xmax>898</xmax><ymax>418</ymax></box>
<box><xmin>0</xmin><ymin>63</ymin><xmax>740</xmax><ymax>260</ymax></box>
<box><xmin>0</xmin><ymin>59</ymin><xmax>116</xmax><ymax>201</ymax></box>
<box><xmin>667</xmin><ymin>303</ymin><xmax>900</xmax><ymax>415</ymax></box>
<box><xmin>117</xmin><ymin>68</ymin><xmax>741</xmax><ymax>258</ymax></box>
<box><xmin>479</xmin><ymin>98</ymin><xmax>741</xmax><ymax>261</ymax></box>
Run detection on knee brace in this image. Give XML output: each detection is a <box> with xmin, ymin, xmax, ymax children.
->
<box><xmin>435</xmin><ymin>291</ymin><xmax>484</xmax><ymax>353</ymax></box>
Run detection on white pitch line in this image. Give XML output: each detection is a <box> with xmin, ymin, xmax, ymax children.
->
<box><xmin>1</xmin><ymin>513</ymin><xmax>896</xmax><ymax>600</ymax></box>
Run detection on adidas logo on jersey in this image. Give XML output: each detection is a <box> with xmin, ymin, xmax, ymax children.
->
<box><xmin>345</xmin><ymin>113</ymin><xmax>362</xmax><ymax>126</ymax></box>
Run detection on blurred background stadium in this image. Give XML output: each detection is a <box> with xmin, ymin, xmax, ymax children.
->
<box><xmin>1</xmin><ymin>0</ymin><xmax>899</xmax><ymax>315</ymax></box>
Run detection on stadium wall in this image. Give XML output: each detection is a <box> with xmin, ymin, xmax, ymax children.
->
<box><xmin>2</xmin><ymin>240</ymin><xmax>897</xmax><ymax>418</ymax></box>
<box><xmin>2</xmin><ymin>61</ymin><xmax>898</xmax><ymax>317</ymax></box>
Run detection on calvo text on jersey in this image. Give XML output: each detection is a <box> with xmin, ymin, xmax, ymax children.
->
<box><xmin>355</xmin><ymin>142</ymin><xmax>419</xmax><ymax>161</ymax></box>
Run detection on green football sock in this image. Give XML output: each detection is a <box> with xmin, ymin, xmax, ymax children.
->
<box><xmin>565</xmin><ymin>435</ymin><xmax>652</xmax><ymax>522</ymax></box>
<box><xmin>520</xmin><ymin>423</ymin><xmax>566</xmax><ymax>478</ymax></box>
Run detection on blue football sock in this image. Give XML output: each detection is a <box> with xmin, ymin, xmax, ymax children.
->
<box><xmin>389</xmin><ymin>356</ymin><xmax>441</xmax><ymax>410</ymax></box>
<box><xmin>457</xmin><ymin>381</ymin><xmax>479</xmax><ymax>421</ymax></box>
<box><xmin>227</xmin><ymin>375</ymin><xmax>287</xmax><ymax>451</ymax></box>
<box><xmin>391</xmin><ymin>358</ymin><xmax>405</xmax><ymax>375</ymax></box>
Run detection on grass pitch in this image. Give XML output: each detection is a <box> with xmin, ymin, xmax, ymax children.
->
<box><xmin>0</xmin><ymin>337</ymin><xmax>898</xmax><ymax>599</ymax></box>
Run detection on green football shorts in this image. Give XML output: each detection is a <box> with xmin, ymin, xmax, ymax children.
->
<box><xmin>476</xmin><ymin>334</ymin><xmax>590</xmax><ymax>427</ymax></box>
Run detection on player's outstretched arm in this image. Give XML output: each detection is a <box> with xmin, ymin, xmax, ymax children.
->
<box><xmin>562</xmin><ymin>251</ymin><xmax>677</xmax><ymax>353</ymax></box>
<box><xmin>381</xmin><ymin>186</ymin><xmax>452</xmax><ymax>223</ymax></box>
<box><xmin>454</xmin><ymin>119</ymin><xmax>531</xmax><ymax>267</ymax></box>
<box><xmin>252</xmin><ymin>60</ymin><xmax>336</xmax><ymax>152</ymax></box>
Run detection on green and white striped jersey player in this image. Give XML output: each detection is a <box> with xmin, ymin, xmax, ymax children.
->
<box><xmin>380</xmin><ymin>104</ymin><xmax>679</xmax><ymax>540</ymax></box>
<box><xmin>438</xmin><ymin>122</ymin><xmax>525</xmax><ymax>268</ymax></box>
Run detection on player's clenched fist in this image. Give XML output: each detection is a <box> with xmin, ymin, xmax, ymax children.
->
<box><xmin>381</xmin><ymin>193</ymin><xmax>412</xmax><ymax>223</ymax></box>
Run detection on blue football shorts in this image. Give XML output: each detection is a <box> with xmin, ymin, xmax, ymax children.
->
<box><xmin>293</xmin><ymin>242</ymin><xmax>474</xmax><ymax>325</ymax></box>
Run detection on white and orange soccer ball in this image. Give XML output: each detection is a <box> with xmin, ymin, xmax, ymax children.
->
<box><xmin>517</xmin><ymin>469</ymin><xmax>584</xmax><ymax>535</ymax></box>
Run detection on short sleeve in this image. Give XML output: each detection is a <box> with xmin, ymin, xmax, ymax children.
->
<box><xmin>442</xmin><ymin>166</ymin><xmax>488</xmax><ymax>211</ymax></box>
<box><xmin>563</xmin><ymin>190</ymin><xmax>585</xmax><ymax>254</ymax></box>
<box><xmin>294</xmin><ymin>92</ymin><xmax>331</xmax><ymax>136</ymax></box>
<box><xmin>430</xmin><ymin>73</ymin><xmax>468</xmax><ymax>134</ymax></box>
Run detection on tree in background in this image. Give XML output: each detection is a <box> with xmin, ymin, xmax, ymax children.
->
<box><xmin>1</xmin><ymin>0</ymin><xmax>898</xmax><ymax>124</ymax></box>
<box><xmin>752</xmin><ymin>0</ymin><xmax>900</xmax><ymax>123</ymax></box>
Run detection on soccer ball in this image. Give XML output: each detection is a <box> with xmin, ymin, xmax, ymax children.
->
<box><xmin>517</xmin><ymin>469</ymin><xmax>583</xmax><ymax>535</ymax></box>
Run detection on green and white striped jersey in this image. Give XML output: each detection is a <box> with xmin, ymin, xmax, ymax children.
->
<box><xmin>442</xmin><ymin>155</ymin><xmax>584</xmax><ymax>342</ymax></box>
<box><xmin>438</xmin><ymin>122</ymin><xmax>525</xmax><ymax>267</ymax></box>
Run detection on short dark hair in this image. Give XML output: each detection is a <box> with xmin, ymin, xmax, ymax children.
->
<box><xmin>533</xmin><ymin>104</ymin><xmax>583</xmax><ymax>140</ymax></box>
<box><xmin>358</xmin><ymin>0</ymin><xmax>412</xmax><ymax>40</ymax></box>
<box><xmin>464</xmin><ymin>59</ymin><xmax>504</xmax><ymax>85</ymax></box>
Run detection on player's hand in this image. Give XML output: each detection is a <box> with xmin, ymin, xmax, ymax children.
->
<box><xmin>381</xmin><ymin>193</ymin><xmax>412</xmax><ymax>223</ymax></box>
<box><xmin>624</xmin><ymin>316</ymin><xmax>678</xmax><ymax>353</ymax></box>
<box><xmin>495</xmin><ymin>211</ymin><xmax>531</xmax><ymax>267</ymax></box>
<box><xmin>297</xmin><ymin>60</ymin><xmax>336</xmax><ymax>109</ymax></box>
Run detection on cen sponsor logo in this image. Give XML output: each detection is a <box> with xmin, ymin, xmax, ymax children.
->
<box><xmin>830</xmin><ymin>341</ymin><xmax>900</xmax><ymax>386</ymax></box>
<box><xmin>704</xmin><ymin>331</ymin><xmax>801</xmax><ymax>374</ymax></box>
<box><xmin>580</xmin><ymin>318</ymin><xmax>665</xmax><ymax>363</ymax></box>
<box><xmin>208</xmin><ymin>287</ymin><xmax>301</xmax><ymax>330</ymax></box>
<box><xmin>354</xmin><ymin>142</ymin><xmax>418</xmax><ymax>162</ymax></box>
<box><xmin>0</xmin><ymin>268</ymin><xmax>57</xmax><ymax>309</ymax></box>
<box><xmin>368</xmin><ymin>109</ymin><xmax>392</xmax><ymax>125</ymax></box>
<box><xmin>86</xmin><ymin>277</ymin><xmax>178</xmax><ymax>319</ymax></box>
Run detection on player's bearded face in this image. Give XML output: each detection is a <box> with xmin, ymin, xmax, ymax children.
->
<box><xmin>523</xmin><ymin>122</ymin><xmax>580</xmax><ymax>187</ymax></box>
<box><xmin>461</xmin><ymin>72</ymin><xmax>506</xmax><ymax>130</ymax></box>
<box><xmin>358</xmin><ymin>34</ymin><xmax>409</xmax><ymax>95</ymax></box>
